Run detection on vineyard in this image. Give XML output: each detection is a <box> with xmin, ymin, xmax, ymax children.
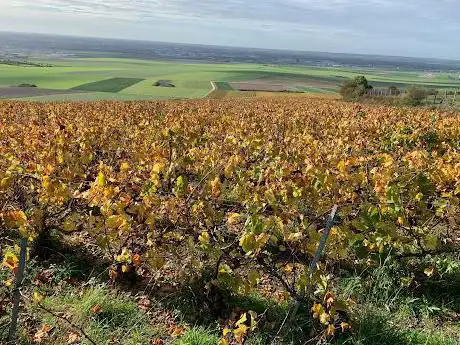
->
<box><xmin>1</xmin><ymin>97</ymin><xmax>459</xmax><ymax>344</ymax></box>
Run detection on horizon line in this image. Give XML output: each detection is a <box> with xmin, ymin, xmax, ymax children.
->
<box><xmin>2</xmin><ymin>30</ymin><xmax>460</xmax><ymax>64</ymax></box>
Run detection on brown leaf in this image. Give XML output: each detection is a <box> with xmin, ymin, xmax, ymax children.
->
<box><xmin>169</xmin><ymin>325</ymin><xmax>186</xmax><ymax>338</ymax></box>
<box><xmin>91</xmin><ymin>304</ymin><xmax>102</xmax><ymax>314</ymax></box>
<box><xmin>109</xmin><ymin>267</ymin><xmax>118</xmax><ymax>280</ymax></box>
<box><xmin>33</xmin><ymin>324</ymin><xmax>53</xmax><ymax>343</ymax></box>
<box><xmin>33</xmin><ymin>270</ymin><xmax>54</xmax><ymax>286</ymax></box>
<box><xmin>150</xmin><ymin>339</ymin><xmax>165</xmax><ymax>345</ymax></box>
<box><xmin>67</xmin><ymin>331</ymin><xmax>81</xmax><ymax>344</ymax></box>
<box><xmin>137</xmin><ymin>297</ymin><xmax>152</xmax><ymax>312</ymax></box>
<box><xmin>132</xmin><ymin>254</ymin><xmax>142</xmax><ymax>266</ymax></box>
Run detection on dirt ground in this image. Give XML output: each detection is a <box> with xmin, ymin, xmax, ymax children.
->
<box><xmin>230</xmin><ymin>81</ymin><xmax>290</xmax><ymax>92</ymax></box>
<box><xmin>0</xmin><ymin>87</ymin><xmax>83</xmax><ymax>99</ymax></box>
<box><xmin>230</xmin><ymin>78</ymin><xmax>337</xmax><ymax>92</ymax></box>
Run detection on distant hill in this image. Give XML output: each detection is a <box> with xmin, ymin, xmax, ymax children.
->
<box><xmin>1</xmin><ymin>31</ymin><xmax>460</xmax><ymax>71</ymax></box>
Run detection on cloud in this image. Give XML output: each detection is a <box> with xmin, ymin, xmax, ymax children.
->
<box><xmin>1</xmin><ymin>0</ymin><xmax>449</xmax><ymax>23</ymax></box>
<box><xmin>1</xmin><ymin>0</ymin><xmax>460</xmax><ymax>58</ymax></box>
<box><xmin>5</xmin><ymin>0</ymin><xmax>457</xmax><ymax>35</ymax></box>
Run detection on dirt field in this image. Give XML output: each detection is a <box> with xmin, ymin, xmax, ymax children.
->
<box><xmin>230</xmin><ymin>81</ymin><xmax>293</xmax><ymax>92</ymax></box>
<box><xmin>230</xmin><ymin>77</ymin><xmax>338</xmax><ymax>93</ymax></box>
<box><xmin>253</xmin><ymin>91</ymin><xmax>340</xmax><ymax>99</ymax></box>
<box><xmin>0</xmin><ymin>87</ymin><xmax>83</xmax><ymax>99</ymax></box>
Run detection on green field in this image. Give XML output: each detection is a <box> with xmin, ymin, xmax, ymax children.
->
<box><xmin>213</xmin><ymin>81</ymin><xmax>234</xmax><ymax>90</ymax></box>
<box><xmin>72</xmin><ymin>77</ymin><xmax>144</xmax><ymax>92</ymax></box>
<box><xmin>0</xmin><ymin>57</ymin><xmax>459</xmax><ymax>101</ymax></box>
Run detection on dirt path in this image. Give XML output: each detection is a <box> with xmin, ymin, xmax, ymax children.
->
<box><xmin>204</xmin><ymin>81</ymin><xmax>217</xmax><ymax>98</ymax></box>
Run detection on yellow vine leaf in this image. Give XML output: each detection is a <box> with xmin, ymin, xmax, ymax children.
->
<box><xmin>2</xmin><ymin>210</ymin><xmax>28</xmax><ymax>229</ymax></box>
<box><xmin>327</xmin><ymin>324</ymin><xmax>336</xmax><ymax>336</ymax></box>
<box><xmin>227</xmin><ymin>213</ymin><xmax>241</xmax><ymax>225</ymax></box>
<box><xmin>33</xmin><ymin>291</ymin><xmax>45</xmax><ymax>304</ymax></box>
<box><xmin>120</xmin><ymin>162</ymin><xmax>130</xmax><ymax>172</ymax></box>
<box><xmin>3</xmin><ymin>253</ymin><xmax>19</xmax><ymax>272</ymax></box>
<box><xmin>97</xmin><ymin>171</ymin><xmax>106</xmax><ymax>186</ymax></box>
<box><xmin>319</xmin><ymin>311</ymin><xmax>331</xmax><ymax>325</ymax></box>
<box><xmin>210</xmin><ymin>177</ymin><xmax>222</xmax><ymax>198</ymax></box>
<box><xmin>312</xmin><ymin>303</ymin><xmax>323</xmax><ymax>318</ymax></box>
<box><xmin>198</xmin><ymin>231</ymin><xmax>210</xmax><ymax>245</ymax></box>
<box><xmin>424</xmin><ymin>266</ymin><xmax>435</xmax><ymax>277</ymax></box>
<box><xmin>218</xmin><ymin>339</ymin><xmax>229</xmax><ymax>345</ymax></box>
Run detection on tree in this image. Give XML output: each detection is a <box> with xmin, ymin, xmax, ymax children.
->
<box><xmin>403</xmin><ymin>86</ymin><xmax>430</xmax><ymax>106</ymax></box>
<box><xmin>339</xmin><ymin>76</ymin><xmax>372</xmax><ymax>100</ymax></box>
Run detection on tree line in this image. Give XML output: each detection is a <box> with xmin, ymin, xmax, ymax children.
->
<box><xmin>339</xmin><ymin>76</ymin><xmax>437</xmax><ymax>106</ymax></box>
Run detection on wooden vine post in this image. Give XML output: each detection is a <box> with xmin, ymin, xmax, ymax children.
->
<box><xmin>7</xmin><ymin>237</ymin><xmax>28</xmax><ymax>345</ymax></box>
<box><xmin>291</xmin><ymin>204</ymin><xmax>338</xmax><ymax>319</ymax></box>
<box><xmin>307</xmin><ymin>204</ymin><xmax>338</xmax><ymax>276</ymax></box>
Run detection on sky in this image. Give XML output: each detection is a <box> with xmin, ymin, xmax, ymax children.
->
<box><xmin>0</xmin><ymin>0</ymin><xmax>459</xmax><ymax>59</ymax></box>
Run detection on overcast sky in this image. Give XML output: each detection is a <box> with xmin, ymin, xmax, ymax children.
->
<box><xmin>0</xmin><ymin>0</ymin><xmax>458</xmax><ymax>59</ymax></box>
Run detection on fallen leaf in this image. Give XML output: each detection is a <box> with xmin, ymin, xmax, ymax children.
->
<box><xmin>34</xmin><ymin>324</ymin><xmax>52</xmax><ymax>343</ymax></box>
<box><xmin>169</xmin><ymin>325</ymin><xmax>186</xmax><ymax>337</ymax></box>
<box><xmin>33</xmin><ymin>291</ymin><xmax>45</xmax><ymax>304</ymax></box>
<box><xmin>67</xmin><ymin>331</ymin><xmax>81</xmax><ymax>344</ymax></box>
<box><xmin>137</xmin><ymin>297</ymin><xmax>152</xmax><ymax>312</ymax></box>
<box><xmin>132</xmin><ymin>254</ymin><xmax>141</xmax><ymax>266</ymax></box>
<box><xmin>91</xmin><ymin>304</ymin><xmax>102</xmax><ymax>314</ymax></box>
<box><xmin>33</xmin><ymin>270</ymin><xmax>54</xmax><ymax>286</ymax></box>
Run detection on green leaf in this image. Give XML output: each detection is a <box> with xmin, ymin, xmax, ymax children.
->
<box><xmin>400</xmin><ymin>276</ymin><xmax>413</xmax><ymax>287</ymax></box>
<box><xmin>176</xmin><ymin>175</ymin><xmax>185</xmax><ymax>189</ymax></box>
<box><xmin>424</xmin><ymin>234</ymin><xmax>438</xmax><ymax>251</ymax></box>
<box><xmin>173</xmin><ymin>175</ymin><xmax>188</xmax><ymax>196</ymax></box>
<box><xmin>239</xmin><ymin>232</ymin><xmax>256</xmax><ymax>254</ymax></box>
<box><xmin>375</xmin><ymin>221</ymin><xmax>398</xmax><ymax>238</ymax></box>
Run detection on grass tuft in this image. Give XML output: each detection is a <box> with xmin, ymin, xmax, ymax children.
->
<box><xmin>173</xmin><ymin>327</ymin><xmax>219</xmax><ymax>345</ymax></box>
<box><xmin>34</xmin><ymin>285</ymin><xmax>160</xmax><ymax>344</ymax></box>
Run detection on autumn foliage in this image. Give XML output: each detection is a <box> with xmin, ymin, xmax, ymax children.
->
<box><xmin>1</xmin><ymin>97</ymin><xmax>459</xmax><ymax>340</ymax></box>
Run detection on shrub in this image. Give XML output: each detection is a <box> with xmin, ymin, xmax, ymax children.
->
<box><xmin>403</xmin><ymin>86</ymin><xmax>430</xmax><ymax>106</ymax></box>
<box><xmin>339</xmin><ymin>76</ymin><xmax>372</xmax><ymax>100</ymax></box>
<box><xmin>18</xmin><ymin>83</ymin><xmax>37</xmax><ymax>88</ymax></box>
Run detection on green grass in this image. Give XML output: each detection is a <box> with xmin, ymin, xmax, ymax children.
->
<box><xmin>173</xmin><ymin>328</ymin><xmax>219</xmax><ymax>345</ymax></box>
<box><xmin>3</xmin><ymin>233</ymin><xmax>458</xmax><ymax>345</ymax></box>
<box><xmin>28</xmin><ymin>286</ymin><xmax>160</xmax><ymax>345</ymax></box>
<box><xmin>214</xmin><ymin>81</ymin><xmax>234</xmax><ymax>90</ymax></box>
<box><xmin>334</xmin><ymin>309</ymin><xmax>460</xmax><ymax>345</ymax></box>
<box><xmin>72</xmin><ymin>77</ymin><xmax>145</xmax><ymax>92</ymax></box>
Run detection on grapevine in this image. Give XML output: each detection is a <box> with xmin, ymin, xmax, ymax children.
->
<box><xmin>0</xmin><ymin>97</ymin><xmax>459</xmax><ymax>341</ymax></box>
